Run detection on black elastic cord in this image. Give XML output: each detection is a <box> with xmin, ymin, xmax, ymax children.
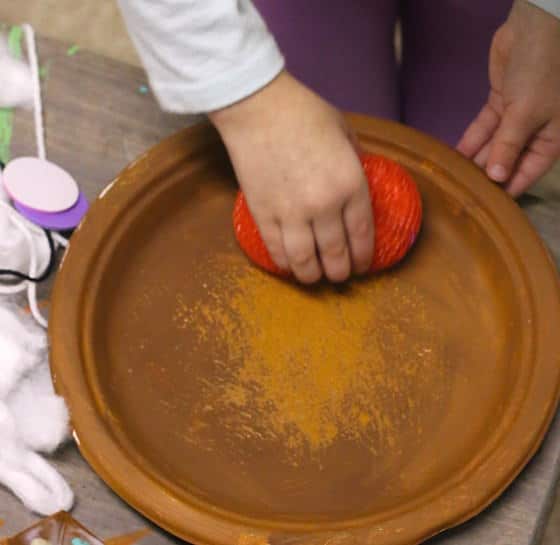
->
<box><xmin>0</xmin><ymin>227</ymin><xmax>56</xmax><ymax>282</ymax></box>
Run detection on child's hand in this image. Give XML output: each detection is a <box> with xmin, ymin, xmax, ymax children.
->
<box><xmin>210</xmin><ymin>72</ymin><xmax>373</xmax><ymax>284</ymax></box>
<box><xmin>457</xmin><ymin>0</ymin><xmax>560</xmax><ymax>196</ymax></box>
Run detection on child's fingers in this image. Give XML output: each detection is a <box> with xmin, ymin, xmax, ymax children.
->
<box><xmin>486</xmin><ymin>105</ymin><xmax>542</xmax><ymax>183</ymax></box>
<box><xmin>473</xmin><ymin>141</ymin><xmax>491</xmax><ymax>169</ymax></box>
<box><xmin>313</xmin><ymin>213</ymin><xmax>351</xmax><ymax>283</ymax></box>
<box><xmin>259</xmin><ymin>220</ymin><xmax>289</xmax><ymax>270</ymax></box>
<box><xmin>343</xmin><ymin>184</ymin><xmax>374</xmax><ymax>275</ymax></box>
<box><xmin>345</xmin><ymin>125</ymin><xmax>362</xmax><ymax>155</ymax></box>
<box><xmin>457</xmin><ymin>103</ymin><xmax>500</xmax><ymax>158</ymax></box>
<box><xmin>282</xmin><ymin>222</ymin><xmax>322</xmax><ymax>284</ymax></box>
<box><xmin>505</xmin><ymin>146</ymin><xmax>557</xmax><ymax>197</ymax></box>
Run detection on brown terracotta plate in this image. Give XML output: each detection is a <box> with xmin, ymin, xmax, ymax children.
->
<box><xmin>50</xmin><ymin>115</ymin><xmax>560</xmax><ymax>545</ymax></box>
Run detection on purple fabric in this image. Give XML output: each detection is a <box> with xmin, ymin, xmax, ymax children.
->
<box><xmin>253</xmin><ymin>1</ymin><xmax>512</xmax><ymax>146</ymax></box>
<box><xmin>252</xmin><ymin>0</ymin><xmax>400</xmax><ymax>120</ymax></box>
<box><xmin>14</xmin><ymin>191</ymin><xmax>89</xmax><ymax>230</ymax></box>
<box><xmin>400</xmin><ymin>0</ymin><xmax>512</xmax><ymax>145</ymax></box>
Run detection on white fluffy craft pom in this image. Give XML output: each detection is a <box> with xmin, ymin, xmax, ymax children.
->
<box><xmin>0</xmin><ymin>203</ymin><xmax>51</xmax><ymax>276</ymax></box>
<box><xmin>0</xmin><ymin>33</ymin><xmax>33</xmax><ymax>109</ymax></box>
<box><xmin>0</xmin><ymin>303</ymin><xmax>46</xmax><ymax>398</ymax></box>
<box><xmin>0</xmin><ymin>303</ymin><xmax>73</xmax><ymax>515</ymax></box>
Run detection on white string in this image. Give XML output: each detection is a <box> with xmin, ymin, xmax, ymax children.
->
<box><xmin>27</xmin><ymin>283</ymin><xmax>46</xmax><ymax>328</ymax></box>
<box><xmin>22</xmin><ymin>24</ymin><xmax>47</xmax><ymax>327</ymax></box>
<box><xmin>22</xmin><ymin>24</ymin><xmax>46</xmax><ymax>161</ymax></box>
<box><xmin>51</xmin><ymin>232</ymin><xmax>68</xmax><ymax>248</ymax></box>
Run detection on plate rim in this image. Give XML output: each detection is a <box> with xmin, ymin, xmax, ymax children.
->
<box><xmin>50</xmin><ymin>115</ymin><xmax>560</xmax><ymax>545</ymax></box>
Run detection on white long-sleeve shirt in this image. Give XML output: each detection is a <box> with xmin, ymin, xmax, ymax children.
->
<box><xmin>530</xmin><ymin>0</ymin><xmax>560</xmax><ymax>18</ymax></box>
<box><xmin>117</xmin><ymin>0</ymin><xmax>560</xmax><ymax>115</ymax></box>
<box><xmin>117</xmin><ymin>0</ymin><xmax>284</xmax><ymax>113</ymax></box>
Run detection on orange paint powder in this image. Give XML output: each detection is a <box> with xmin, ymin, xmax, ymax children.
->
<box><xmin>177</xmin><ymin>256</ymin><xmax>445</xmax><ymax>461</ymax></box>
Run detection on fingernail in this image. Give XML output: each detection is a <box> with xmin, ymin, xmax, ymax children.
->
<box><xmin>488</xmin><ymin>164</ymin><xmax>507</xmax><ymax>181</ymax></box>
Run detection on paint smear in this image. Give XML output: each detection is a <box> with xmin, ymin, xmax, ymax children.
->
<box><xmin>23</xmin><ymin>300</ymin><xmax>49</xmax><ymax>315</ymax></box>
<box><xmin>66</xmin><ymin>45</ymin><xmax>80</xmax><ymax>56</ymax></box>
<box><xmin>39</xmin><ymin>61</ymin><xmax>52</xmax><ymax>81</ymax></box>
<box><xmin>105</xmin><ymin>528</ymin><xmax>150</xmax><ymax>545</ymax></box>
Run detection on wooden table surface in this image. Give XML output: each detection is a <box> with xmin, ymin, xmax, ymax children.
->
<box><xmin>1</xmin><ymin>35</ymin><xmax>560</xmax><ymax>545</ymax></box>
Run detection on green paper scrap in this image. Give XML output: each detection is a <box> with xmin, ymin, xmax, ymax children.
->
<box><xmin>39</xmin><ymin>60</ymin><xmax>51</xmax><ymax>81</ymax></box>
<box><xmin>8</xmin><ymin>25</ymin><xmax>23</xmax><ymax>59</ymax></box>
<box><xmin>0</xmin><ymin>25</ymin><xmax>23</xmax><ymax>163</ymax></box>
<box><xmin>138</xmin><ymin>84</ymin><xmax>149</xmax><ymax>95</ymax></box>
<box><xmin>0</xmin><ymin>109</ymin><xmax>13</xmax><ymax>164</ymax></box>
<box><xmin>66</xmin><ymin>44</ymin><xmax>80</xmax><ymax>56</ymax></box>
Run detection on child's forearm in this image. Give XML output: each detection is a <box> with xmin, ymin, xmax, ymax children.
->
<box><xmin>117</xmin><ymin>0</ymin><xmax>285</xmax><ymax>114</ymax></box>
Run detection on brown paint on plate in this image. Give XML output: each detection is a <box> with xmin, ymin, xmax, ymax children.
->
<box><xmin>105</xmin><ymin>528</ymin><xmax>150</xmax><ymax>545</ymax></box>
<box><xmin>50</xmin><ymin>115</ymin><xmax>560</xmax><ymax>545</ymax></box>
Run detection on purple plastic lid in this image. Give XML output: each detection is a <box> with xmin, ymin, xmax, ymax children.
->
<box><xmin>14</xmin><ymin>190</ymin><xmax>89</xmax><ymax>230</ymax></box>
